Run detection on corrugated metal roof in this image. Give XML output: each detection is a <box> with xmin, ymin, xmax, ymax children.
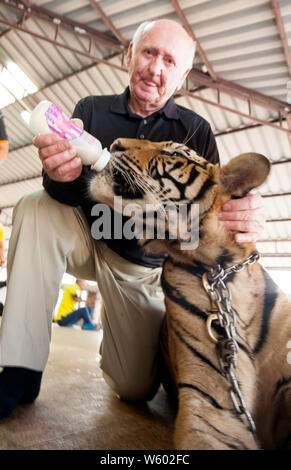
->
<box><xmin>0</xmin><ymin>0</ymin><xmax>290</xmax><ymax>269</ymax></box>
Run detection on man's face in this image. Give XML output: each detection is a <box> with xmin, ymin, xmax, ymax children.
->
<box><xmin>126</xmin><ymin>24</ymin><xmax>191</xmax><ymax>110</ymax></box>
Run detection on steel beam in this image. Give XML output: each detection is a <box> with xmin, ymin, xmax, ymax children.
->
<box><xmin>188</xmin><ymin>68</ymin><xmax>291</xmax><ymax>115</ymax></box>
<box><xmin>179</xmin><ymin>88</ymin><xmax>291</xmax><ymax>136</ymax></box>
<box><xmin>0</xmin><ymin>16</ymin><xmax>127</xmax><ymax>73</ymax></box>
<box><xmin>88</xmin><ymin>0</ymin><xmax>128</xmax><ymax>47</ymax></box>
<box><xmin>259</xmin><ymin>253</ymin><xmax>291</xmax><ymax>257</ymax></box>
<box><xmin>257</xmin><ymin>239</ymin><xmax>291</xmax><ymax>243</ymax></box>
<box><xmin>171</xmin><ymin>0</ymin><xmax>217</xmax><ymax>80</ymax></box>
<box><xmin>214</xmin><ymin>117</ymin><xmax>287</xmax><ymax>136</ymax></box>
<box><xmin>0</xmin><ymin>0</ymin><xmax>124</xmax><ymax>52</ymax></box>
<box><xmin>271</xmin><ymin>0</ymin><xmax>291</xmax><ymax>78</ymax></box>
<box><xmin>0</xmin><ymin>1</ymin><xmax>30</xmax><ymax>39</ymax></box>
<box><xmin>263</xmin><ymin>266</ymin><xmax>291</xmax><ymax>271</ymax></box>
<box><xmin>262</xmin><ymin>192</ymin><xmax>291</xmax><ymax>198</ymax></box>
<box><xmin>271</xmin><ymin>158</ymin><xmax>291</xmax><ymax>165</ymax></box>
<box><xmin>266</xmin><ymin>218</ymin><xmax>291</xmax><ymax>222</ymax></box>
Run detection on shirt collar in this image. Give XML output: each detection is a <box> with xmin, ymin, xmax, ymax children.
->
<box><xmin>110</xmin><ymin>86</ymin><xmax>180</xmax><ymax>120</ymax></box>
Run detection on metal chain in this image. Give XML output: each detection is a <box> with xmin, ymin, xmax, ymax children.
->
<box><xmin>206</xmin><ymin>252</ymin><xmax>259</xmax><ymax>442</ymax></box>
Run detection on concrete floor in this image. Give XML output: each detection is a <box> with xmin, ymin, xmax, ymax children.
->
<box><xmin>0</xmin><ymin>323</ymin><xmax>175</xmax><ymax>450</ymax></box>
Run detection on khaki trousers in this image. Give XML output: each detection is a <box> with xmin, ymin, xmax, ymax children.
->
<box><xmin>0</xmin><ymin>190</ymin><xmax>166</xmax><ymax>401</ymax></box>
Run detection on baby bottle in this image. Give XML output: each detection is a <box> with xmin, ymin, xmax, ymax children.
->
<box><xmin>29</xmin><ymin>100</ymin><xmax>110</xmax><ymax>171</ymax></box>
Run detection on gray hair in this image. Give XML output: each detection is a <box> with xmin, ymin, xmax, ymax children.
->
<box><xmin>131</xmin><ymin>20</ymin><xmax>196</xmax><ymax>71</ymax></box>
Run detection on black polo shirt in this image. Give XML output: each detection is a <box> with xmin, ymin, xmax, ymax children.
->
<box><xmin>0</xmin><ymin>110</ymin><xmax>8</xmax><ymax>142</ymax></box>
<box><xmin>43</xmin><ymin>87</ymin><xmax>219</xmax><ymax>267</ymax></box>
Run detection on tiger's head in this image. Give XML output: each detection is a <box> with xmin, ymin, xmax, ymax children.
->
<box><xmin>90</xmin><ymin>138</ymin><xmax>270</xmax><ymax>264</ymax></box>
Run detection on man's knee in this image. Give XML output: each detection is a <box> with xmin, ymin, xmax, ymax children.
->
<box><xmin>102</xmin><ymin>370</ymin><xmax>160</xmax><ymax>403</ymax></box>
<box><xmin>13</xmin><ymin>190</ymin><xmax>52</xmax><ymax>222</ymax></box>
<box><xmin>13</xmin><ymin>190</ymin><xmax>76</xmax><ymax>232</ymax></box>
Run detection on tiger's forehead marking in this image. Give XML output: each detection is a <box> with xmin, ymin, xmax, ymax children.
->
<box><xmin>112</xmin><ymin>139</ymin><xmax>212</xmax><ymax>177</ymax></box>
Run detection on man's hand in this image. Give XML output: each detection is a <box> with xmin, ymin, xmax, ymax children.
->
<box><xmin>218</xmin><ymin>193</ymin><xmax>267</xmax><ymax>243</ymax></box>
<box><xmin>33</xmin><ymin>118</ymin><xmax>83</xmax><ymax>182</ymax></box>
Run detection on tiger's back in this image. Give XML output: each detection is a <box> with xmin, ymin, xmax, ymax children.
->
<box><xmin>162</xmin><ymin>251</ymin><xmax>291</xmax><ymax>449</ymax></box>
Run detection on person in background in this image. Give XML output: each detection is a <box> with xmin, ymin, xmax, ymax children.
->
<box><xmin>54</xmin><ymin>279</ymin><xmax>100</xmax><ymax>331</ymax></box>
<box><xmin>0</xmin><ymin>109</ymin><xmax>8</xmax><ymax>163</ymax></box>
<box><xmin>86</xmin><ymin>290</ymin><xmax>102</xmax><ymax>330</ymax></box>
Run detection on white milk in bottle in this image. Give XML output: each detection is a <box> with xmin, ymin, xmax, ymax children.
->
<box><xmin>29</xmin><ymin>101</ymin><xmax>110</xmax><ymax>171</ymax></box>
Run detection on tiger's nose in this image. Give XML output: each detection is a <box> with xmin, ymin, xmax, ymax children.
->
<box><xmin>110</xmin><ymin>139</ymin><xmax>127</xmax><ymax>152</ymax></box>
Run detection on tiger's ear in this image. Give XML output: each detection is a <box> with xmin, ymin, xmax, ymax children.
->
<box><xmin>219</xmin><ymin>153</ymin><xmax>271</xmax><ymax>197</ymax></box>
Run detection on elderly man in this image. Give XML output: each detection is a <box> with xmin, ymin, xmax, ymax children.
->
<box><xmin>0</xmin><ymin>19</ymin><xmax>266</xmax><ymax>420</ymax></box>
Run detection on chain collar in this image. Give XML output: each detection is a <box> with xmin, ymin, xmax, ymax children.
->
<box><xmin>202</xmin><ymin>252</ymin><xmax>260</xmax><ymax>444</ymax></box>
<box><xmin>207</xmin><ymin>252</ymin><xmax>260</xmax><ymax>284</ymax></box>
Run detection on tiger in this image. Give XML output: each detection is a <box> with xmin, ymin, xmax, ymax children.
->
<box><xmin>90</xmin><ymin>137</ymin><xmax>291</xmax><ymax>450</ymax></box>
